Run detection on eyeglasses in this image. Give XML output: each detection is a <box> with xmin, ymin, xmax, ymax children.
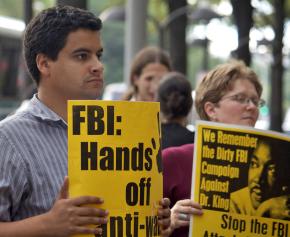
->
<box><xmin>221</xmin><ymin>94</ymin><xmax>266</xmax><ymax>108</ymax></box>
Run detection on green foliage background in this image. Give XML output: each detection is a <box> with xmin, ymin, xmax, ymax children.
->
<box><xmin>1</xmin><ymin>0</ymin><xmax>290</xmax><ymax>114</ymax></box>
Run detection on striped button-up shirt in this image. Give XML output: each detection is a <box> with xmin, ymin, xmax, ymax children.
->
<box><xmin>0</xmin><ymin>95</ymin><xmax>67</xmax><ymax>221</ymax></box>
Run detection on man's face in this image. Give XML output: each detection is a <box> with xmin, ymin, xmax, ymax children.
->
<box><xmin>248</xmin><ymin>142</ymin><xmax>275</xmax><ymax>209</ymax></box>
<box><xmin>45</xmin><ymin>29</ymin><xmax>104</xmax><ymax>100</ymax></box>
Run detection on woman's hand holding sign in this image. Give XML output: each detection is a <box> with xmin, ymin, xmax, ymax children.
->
<box><xmin>171</xmin><ymin>199</ymin><xmax>203</xmax><ymax>231</ymax></box>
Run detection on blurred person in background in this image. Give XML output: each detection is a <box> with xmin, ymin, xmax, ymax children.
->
<box><xmin>157</xmin><ymin>72</ymin><xmax>194</xmax><ymax>149</ymax></box>
<box><xmin>163</xmin><ymin>61</ymin><xmax>265</xmax><ymax>237</ymax></box>
<box><xmin>122</xmin><ymin>46</ymin><xmax>172</xmax><ymax>101</ymax></box>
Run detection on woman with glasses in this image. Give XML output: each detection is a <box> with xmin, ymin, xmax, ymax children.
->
<box><xmin>162</xmin><ymin>60</ymin><xmax>265</xmax><ymax>237</ymax></box>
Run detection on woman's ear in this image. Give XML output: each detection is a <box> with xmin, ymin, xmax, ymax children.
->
<box><xmin>36</xmin><ymin>54</ymin><xmax>50</xmax><ymax>77</ymax></box>
<box><xmin>204</xmin><ymin>101</ymin><xmax>217</xmax><ymax>121</ymax></box>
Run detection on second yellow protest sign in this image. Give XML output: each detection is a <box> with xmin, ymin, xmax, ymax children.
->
<box><xmin>190</xmin><ymin>120</ymin><xmax>290</xmax><ymax>237</ymax></box>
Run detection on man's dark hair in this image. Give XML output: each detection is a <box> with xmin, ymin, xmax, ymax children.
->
<box><xmin>23</xmin><ymin>5</ymin><xmax>102</xmax><ymax>84</ymax></box>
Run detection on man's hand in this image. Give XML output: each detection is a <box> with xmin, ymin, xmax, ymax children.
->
<box><xmin>157</xmin><ymin>198</ymin><xmax>171</xmax><ymax>237</ymax></box>
<box><xmin>0</xmin><ymin>177</ymin><xmax>109</xmax><ymax>237</ymax></box>
<box><xmin>43</xmin><ymin>177</ymin><xmax>109</xmax><ymax>237</ymax></box>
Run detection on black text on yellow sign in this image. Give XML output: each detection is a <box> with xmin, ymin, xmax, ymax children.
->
<box><xmin>202</xmin><ymin>213</ymin><xmax>289</xmax><ymax>237</ymax></box>
<box><xmin>72</xmin><ymin>105</ymin><xmax>121</xmax><ymax>136</ymax></box>
<box><xmin>68</xmin><ymin>101</ymin><xmax>163</xmax><ymax>237</ymax></box>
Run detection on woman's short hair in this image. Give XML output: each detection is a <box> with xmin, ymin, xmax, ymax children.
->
<box><xmin>157</xmin><ymin>72</ymin><xmax>193</xmax><ymax>120</ymax></box>
<box><xmin>195</xmin><ymin>60</ymin><xmax>263</xmax><ymax>120</ymax></box>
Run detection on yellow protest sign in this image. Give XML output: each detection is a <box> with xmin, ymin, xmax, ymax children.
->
<box><xmin>68</xmin><ymin>100</ymin><xmax>163</xmax><ymax>237</ymax></box>
<box><xmin>190</xmin><ymin>120</ymin><xmax>290</xmax><ymax>237</ymax></box>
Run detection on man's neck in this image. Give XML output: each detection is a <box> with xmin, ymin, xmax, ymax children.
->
<box><xmin>37</xmin><ymin>88</ymin><xmax>68</xmax><ymax>122</ymax></box>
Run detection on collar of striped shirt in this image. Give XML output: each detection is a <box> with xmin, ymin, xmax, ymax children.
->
<box><xmin>28</xmin><ymin>94</ymin><xmax>67</xmax><ymax>125</ymax></box>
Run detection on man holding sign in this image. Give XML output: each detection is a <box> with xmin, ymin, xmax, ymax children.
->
<box><xmin>0</xmin><ymin>5</ymin><xmax>170</xmax><ymax>237</ymax></box>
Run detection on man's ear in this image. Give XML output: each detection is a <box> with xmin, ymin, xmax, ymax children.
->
<box><xmin>36</xmin><ymin>54</ymin><xmax>50</xmax><ymax>77</ymax></box>
<box><xmin>204</xmin><ymin>101</ymin><xmax>217</xmax><ymax>121</ymax></box>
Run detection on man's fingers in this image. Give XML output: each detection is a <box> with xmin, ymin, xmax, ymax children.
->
<box><xmin>158</xmin><ymin>216</ymin><xmax>171</xmax><ymax>227</ymax></box>
<box><xmin>57</xmin><ymin>176</ymin><xmax>69</xmax><ymax>200</ymax></box>
<box><xmin>70</xmin><ymin>196</ymin><xmax>104</xmax><ymax>206</ymax></box>
<box><xmin>159</xmin><ymin>198</ymin><xmax>170</xmax><ymax>207</ymax></box>
<box><xmin>69</xmin><ymin>226</ymin><xmax>102</xmax><ymax>235</ymax></box>
<box><xmin>158</xmin><ymin>207</ymin><xmax>171</xmax><ymax>218</ymax></box>
<box><xmin>73</xmin><ymin>216</ymin><xmax>108</xmax><ymax>226</ymax></box>
<box><xmin>76</xmin><ymin>206</ymin><xmax>109</xmax><ymax>217</ymax></box>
